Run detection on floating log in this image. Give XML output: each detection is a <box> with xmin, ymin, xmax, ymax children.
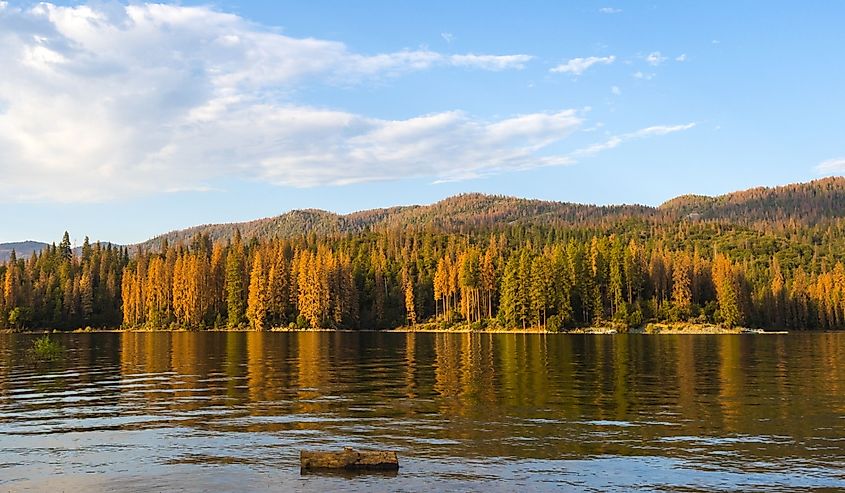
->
<box><xmin>300</xmin><ymin>447</ymin><xmax>399</xmax><ymax>472</ymax></box>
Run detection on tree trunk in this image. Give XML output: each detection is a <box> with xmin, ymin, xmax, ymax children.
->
<box><xmin>301</xmin><ymin>448</ymin><xmax>399</xmax><ymax>472</ymax></box>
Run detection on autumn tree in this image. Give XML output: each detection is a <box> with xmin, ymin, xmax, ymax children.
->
<box><xmin>247</xmin><ymin>251</ymin><xmax>268</xmax><ymax>330</ymax></box>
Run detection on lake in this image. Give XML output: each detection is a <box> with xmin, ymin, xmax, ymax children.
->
<box><xmin>1</xmin><ymin>331</ymin><xmax>844</xmax><ymax>491</ymax></box>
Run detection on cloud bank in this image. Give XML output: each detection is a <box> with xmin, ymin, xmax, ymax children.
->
<box><xmin>0</xmin><ymin>2</ymin><xmax>546</xmax><ymax>202</ymax></box>
<box><xmin>0</xmin><ymin>2</ymin><xmax>691</xmax><ymax>203</ymax></box>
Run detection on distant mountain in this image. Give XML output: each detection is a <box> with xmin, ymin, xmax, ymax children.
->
<box><xmin>0</xmin><ymin>240</ymin><xmax>123</xmax><ymax>262</ymax></box>
<box><xmin>135</xmin><ymin>177</ymin><xmax>845</xmax><ymax>250</ymax></box>
<box><xmin>137</xmin><ymin>196</ymin><xmax>655</xmax><ymax>251</ymax></box>
<box><xmin>0</xmin><ymin>241</ymin><xmax>49</xmax><ymax>262</ymax></box>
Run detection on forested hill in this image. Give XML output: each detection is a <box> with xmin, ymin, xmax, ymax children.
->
<box><xmin>139</xmin><ymin>177</ymin><xmax>845</xmax><ymax>250</ymax></box>
<box><xmin>0</xmin><ymin>242</ymin><xmax>49</xmax><ymax>262</ymax></box>
<box><xmin>658</xmin><ymin>177</ymin><xmax>845</xmax><ymax>224</ymax></box>
<box><xmin>5</xmin><ymin>176</ymin><xmax>845</xmax><ymax>333</ymax></box>
<box><xmin>138</xmin><ymin>196</ymin><xmax>652</xmax><ymax>251</ymax></box>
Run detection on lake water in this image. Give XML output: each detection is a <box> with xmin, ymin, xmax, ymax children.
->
<box><xmin>1</xmin><ymin>332</ymin><xmax>844</xmax><ymax>492</ymax></box>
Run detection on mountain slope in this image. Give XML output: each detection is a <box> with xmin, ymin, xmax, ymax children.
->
<box><xmin>135</xmin><ymin>177</ymin><xmax>845</xmax><ymax>250</ymax></box>
<box><xmin>138</xmin><ymin>195</ymin><xmax>656</xmax><ymax>250</ymax></box>
<box><xmin>0</xmin><ymin>241</ymin><xmax>49</xmax><ymax>262</ymax></box>
<box><xmin>7</xmin><ymin>177</ymin><xmax>843</xmax><ymax>254</ymax></box>
<box><xmin>659</xmin><ymin>177</ymin><xmax>845</xmax><ymax>224</ymax></box>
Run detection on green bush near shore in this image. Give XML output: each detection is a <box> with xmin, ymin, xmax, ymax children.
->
<box><xmin>31</xmin><ymin>335</ymin><xmax>63</xmax><ymax>361</ymax></box>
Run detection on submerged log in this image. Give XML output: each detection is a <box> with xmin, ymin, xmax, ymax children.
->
<box><xmin>300</xmin><ymin>447</ymin><xmax>399</xmax><ymax>472</ymax></box>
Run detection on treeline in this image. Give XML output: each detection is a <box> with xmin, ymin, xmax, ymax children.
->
<box><xmin>0</xmin><ymin>233</ymin><xmax>128</xmax><ymax>329</ymax></box>
<box><xmin>4</xmin><ymin>222</ymin><xmax>845</xmax><ymax>331</ymax></box>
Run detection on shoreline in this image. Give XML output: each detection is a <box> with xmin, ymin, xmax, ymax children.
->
<box><xmin>388</xmin><ymin>323</ymin><xmax>784</xmax><ymax>335</ymax></box>
<box><xmin>2</xmin><ymin>323</ymin><xmax>790</xmax><ymax>335</ymax></box>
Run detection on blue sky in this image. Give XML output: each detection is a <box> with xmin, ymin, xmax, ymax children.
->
<box><xmin>1</xmin><ymin>1</ymin><xmax>844</xmax><ymax>245</ymax></box>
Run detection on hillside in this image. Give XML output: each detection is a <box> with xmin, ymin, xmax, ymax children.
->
<box><xmin>137</xmin><ymin>177</ymin><xmax>845</xmax><ymax>249</ymax></box>
<box><xmin>0</xmin><ymin>241</ymin><xmax>49</xmax><ymax>262</ymax></box>
<box><xmin>137</xmin><ymin>195</ymin><xmax>659</xmax><ymax>251</ymax></box>
<box><xmin>0</xmin><ymin>241</ymin><xmax>123</xmax><ymax>263</ymax></box>
<box><xmin>658</xmin><ymin>177</ymin><xmax>845</xmax><ymax>224</ymax></box>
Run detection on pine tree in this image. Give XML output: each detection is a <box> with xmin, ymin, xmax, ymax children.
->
<box><xmin>267</xmin><ymin>245</ymin><xmax>290</xmax><ymax>327</ymax></box>
<box><xmin>672</xmin><ymin>252</ymin><xmax>692</xmax><ymax>319</ymax></box>
<box><xmin>403</xmin><ymin>267</ymin><xmax>417</xmax><ymax>326</ymax></box>
<box><xmin>608</xmin><ymin>237</ymin><xmax>624</xmax><ymax>317</ymax></box>
<box><xmin>713</xmin><ymin>254</ymin><xmax>743</xmax><ymax>328</ymax></box>
<box><xmin>770</xmin><ymin>256</ymin><xmax>785</xmax><ymax>327</ymax></box>
<box><xmin>225</xmin><ymin>246</ymin><xmax>246</xmax><ymax>328</ymax></box>
<box><xmin>59</xmin><ymin>232</ymin><xmax>72</xmax><ymax>262</ymax></box>
<box><xmin>434</xmin><ymin>257</ymin><xmax>447</xmax><ymax>320</ymax></box>
<box><xmin>247</xmin><ymin>251</ymin><xmax>267</xmax><ymax>330</ymax></box>
<box><xmin>499</xmin><ymin>254</ymin><xmax>521</xmax><ymax>328</ymax></box>
<box><xmin>80</xmin><ymin>267</ymin><xmax>94</xmax><ymax>324</ymax></box>
<box><xmin>530</xmin><ymin>254</ymin><xmax>553</xmax><ymax>328</ymax></box>
<box><xmin>481</xmin><ymin>241</ymin><xmax>497</xmax><ymax>319</ymax></box>
<box><xmin>4</xmin><ymin>252</ymin><xmax>18</xmax><ymax>313</ymax></box>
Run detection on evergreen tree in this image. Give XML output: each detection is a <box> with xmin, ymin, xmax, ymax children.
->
<box><xmin>247</xmin><ymin>251</ymin><xmax>267</xmax><ymax>330</ymax></box>
<box><xmin>713</xmin><ymin>254</ymin><xmax>743</xmax><ymax>328</ymax></box>
<box><xmin>225</xmin><ymin>247</ymin><xmax>246</xmax><ymax>328</ymax></box>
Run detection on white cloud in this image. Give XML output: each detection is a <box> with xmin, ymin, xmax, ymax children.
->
<box><xmin>450</xmin><ymin>53</ymin><xmax>533</xmax><ymax>71</ymax></box>
<box><xmin>0</xmin><ymin>2</ymin><xmax>544</xmax><ymax>202</ymax></box>
<box><xmin>573</xmin><ymin>123</ymin><xmax>695</xmax><ymax>157</ymax></box>
<box><xmin>675</xmin><ymin>54</ymin><xmax>687</xmax><ymax>62</ymax></box>
<box><xmin>633</xmin><ymin>71</ymin><xmax>655</xmax><ymax>80</ymax></box>
<box><xmin>599</xmin><ymin>7</ymin><xmax>622</xmax><ymax>14</ymax></box>
<box><xmin>816</xmin><ymin>158</ymin><xmax>845</xmax><ymax>175</ymax></box>
<box><xmin>629</xmin><ymin>123</ymin><xmax>696</xmax><ymax>137</ymax></box>
<box><xmin>550</xmin><ymin>56</ymin><xmax>616</xmax><ymax>76</ymax></box>
<box><xmin>441</xmin><ymin>32</ymin><xmax>454</xmax><ymax>43</ymax></box>
<box><xmin>611</xmin><ymin>85</ymin><xmax>621</xmax><ymax>96</ymax></box>
<box><xmin>645</xmin><ymin>51</ymin><xmax>667</xmax><ymax>66</ymax></box>
<box><xmin>256</xmin><ymin>109</ymin><xmax>583</xmax><ymax>186</ymax></box>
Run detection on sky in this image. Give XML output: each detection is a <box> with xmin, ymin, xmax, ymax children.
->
<box><xmin>1</xmin><ymin>1</ymin><xmax>844</xmax><ymax>245</ymax></box>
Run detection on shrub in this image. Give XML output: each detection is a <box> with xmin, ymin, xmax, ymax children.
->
<box><xmin>31</xmin><ymin>335</ymin><xmax>63</xmax><ymax>361</ymax></box>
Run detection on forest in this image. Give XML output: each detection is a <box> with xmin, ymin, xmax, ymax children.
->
<box><xmin>3</xmin><ymin>203</ymin><xmax>845</xmax><ymax>331</ymax></box>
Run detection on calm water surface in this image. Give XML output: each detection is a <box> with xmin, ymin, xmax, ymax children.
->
<box><xmin>1</xmin><ymin>332</ymin><xmax>844</xmax><ymax>492</ymax></box>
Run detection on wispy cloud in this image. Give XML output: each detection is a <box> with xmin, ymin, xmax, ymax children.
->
<box><xmin>599</xmin><ymin>7</ymin><xmax>622</xmax><ymax>14</ymax></box>
<box><xmin>258</xmin><ymin>109</ymin><xmax>584</xmax><ymax>187</ymax></box>
<box><xmin>573</xmin><ymin>123</ymin><xmax>696</xmax><ymax>158</ymax></box>
<box><xmin>441</xmin><ymin>32</ymin><xmax>454</xmax><ymax>43</ymax></box>
<box><xmin>0</xmin><ymin>2</ymin><xmax>543</xmax><ymax>202</ymax></box>
<box><xmin>611</xmin><ymin>86</ymin><xmax>621</xmax><ymax>96</ymax></box>
<box><xmin>816</xmin><ymin>158</ymin><xmax>845</xmax><ymax>175</ymax></box>
<box><xmin>633</xmin><ymin>71</ymin><xmax>655</xmax><ymax>80</ymax></box>
<box><xmin>675</xmin><ymin>54</ymin><xmax>687</xmax><ymax>62</ymax></box>
<box><xmin>550</xmin><ymin>56</ymin><xmax>616</xmax><ymax>76</ymax></box>
<box><xmin>450</xmin><ymin>53</ymin><xmax>533</xmax><ymax>71</ymax></box>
